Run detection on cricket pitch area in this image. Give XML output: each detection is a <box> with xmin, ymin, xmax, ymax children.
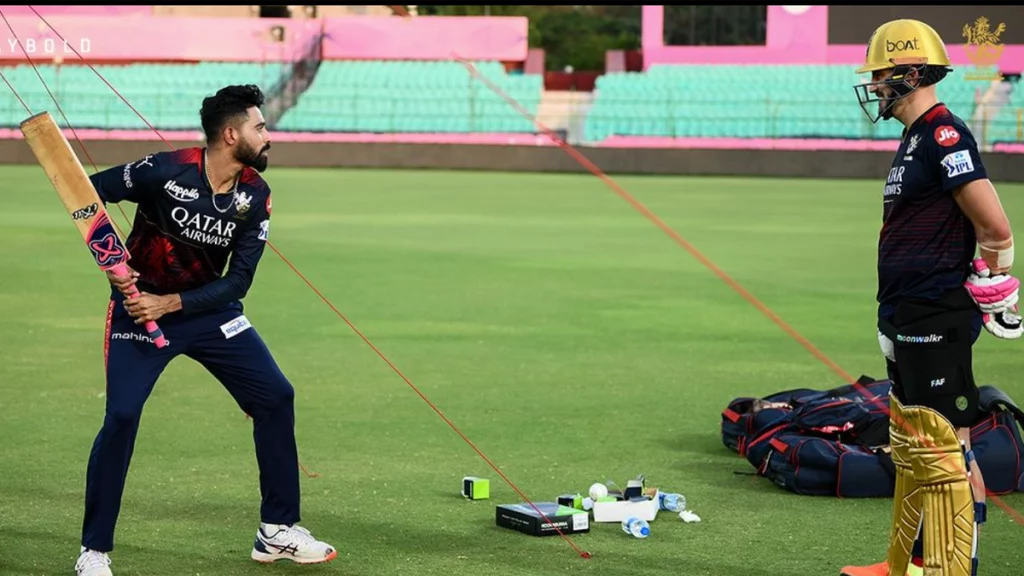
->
<box><xmin>2</xmin><ymin>165</ymin><xmax>1022</xmax><ymax>576</ymax></box>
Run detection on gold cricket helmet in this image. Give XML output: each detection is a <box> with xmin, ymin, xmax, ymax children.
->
<box><xmin>853</xmin><ymin>19</ymin><xmax>952</xmax><ymax>123</ymax></box>
<box><xmin>857</xmin><ymin>19</ymin><xmax>951</xmax><ymax>74</ymax></box>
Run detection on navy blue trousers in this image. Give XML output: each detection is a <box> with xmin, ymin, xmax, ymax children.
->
<box><xmin>82</xmin><ymin>294</ymin><xmax>300</xmax><ymax>552</ymax></box>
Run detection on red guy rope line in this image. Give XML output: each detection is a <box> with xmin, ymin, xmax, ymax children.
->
<box><xmin>266</xmin><ymin>241</ymin><xmax>593</xmax><ymax>557</ymax></box>
<box><xmin>17</xmin><ymin>4</ymin><xmax>592</xmax><ymax>558</ymax></box>
<box><xmin>0</xmin><ymin>7</ymin><xmax>133</xmax><ymax>238</ymax></box>
<box><xmin>446</xmin><ymin>52</ymin><xmax>1024</xmax><ymax>528</ymax></box>
<box><xmin>21</xmin><ymin>4</ymin><xmax>324</xmax><ymax>480</ymax></box>
<box><xmin>0</xmin><ymin>66</ymin><xmax>30</xmax><ymax>114</ymax></box>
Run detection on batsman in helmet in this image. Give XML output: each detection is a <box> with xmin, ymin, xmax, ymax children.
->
<box><xmin>840</xmin><ymin>19</ymin><xmax>1020</xmax><ymax>576</ymax></box>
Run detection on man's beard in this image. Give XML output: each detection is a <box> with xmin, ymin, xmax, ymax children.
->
<box><xmin>878</xmin><ymin>92</ymin><xmax>896</xmax><ymax>121</ymax></box>
<box><xmin>237</xmin><ymin>141</ymin><xmax>270</xmax><ymax>173</ymax></box>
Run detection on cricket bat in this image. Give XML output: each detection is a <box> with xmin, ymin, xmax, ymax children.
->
<box><xmin>20</xmin><ymin>111</ymin><xmax>168</xmax><ymax>349</ymax></box>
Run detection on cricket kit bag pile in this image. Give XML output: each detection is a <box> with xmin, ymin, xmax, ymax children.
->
<box><xmin>721</xmin><ymin>375</ymin><xmax>1024</xmax><ymax>498</ymax></box>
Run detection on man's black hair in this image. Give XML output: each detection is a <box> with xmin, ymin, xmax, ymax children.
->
<box><xmin>200</xmin><ymin>84</ymin><xmax>265</xmax><ymax>144</ymax></box>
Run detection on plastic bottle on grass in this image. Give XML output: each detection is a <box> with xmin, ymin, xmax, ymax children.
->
<box><xmin>658</xmin><ymin>492</ymin><xmax>686</xmax><ymax>513</ymax></box>
<box><xmin>621</xmin><ymin>516</ymin><xmax>650</xmax><ymax>539</ymax></box>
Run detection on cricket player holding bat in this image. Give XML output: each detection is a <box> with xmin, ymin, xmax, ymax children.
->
<box><xmin>74</xmin><ymin>85</ymin><xmax>336</xmax><ymax>576</ymax></box>
<box><xmin>841</xmin><ymin>20</ymin><xmax>1020</xmax><ymax>576</ymax></box>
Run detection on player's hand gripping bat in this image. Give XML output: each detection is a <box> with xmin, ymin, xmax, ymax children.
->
<box><xmin>20</xmin><ymin>111</ymin><xmax>168</xmax><ymax>349</ymax></box>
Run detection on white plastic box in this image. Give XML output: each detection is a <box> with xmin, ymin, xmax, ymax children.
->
<box><xmin>591</xmin><ymin>497</ymin><xmax>659</xmax><ymax>523</ymax></box>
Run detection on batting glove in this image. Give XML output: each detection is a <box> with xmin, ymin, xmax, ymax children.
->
<box><xmin>966</xmin><ymin>258</ymin><xmax>1019</xmax><ymax>314</ymax></box>
<box><xmin>983</xmin><ymin>307</ymin><xmax>1024</xmax><ymax>340</ymax></box>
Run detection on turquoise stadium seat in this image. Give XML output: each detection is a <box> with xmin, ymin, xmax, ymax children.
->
<box><xmin>275</xmin><ymin>60</ymin><xmax>543</xmax><ymax>134</ymax></box>
<box><xmin>584</xmin><ymin>64</ymin><xmax>987</xmax><ymax>142</ymax></box>
<box><xmin>0</xmin><ymin>59</ymin><xmax>544</xmax><ymax>136</ymax></box>
<box><xmin>985</xmin><ymin>78</ymin><xmax>1024</xmax><ymax>145</ymax></box>
<box><xmin>2</xmin><ymin>60</ymin><xmax>1004</xmax><ymax>142</ymax></box>
<box><xmin>0</xmin><ymin>61</ymin><xmax>286</xmax><ymax>131</ymax></box>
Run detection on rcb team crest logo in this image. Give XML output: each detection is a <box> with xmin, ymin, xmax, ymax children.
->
<box><xmin>234</xmin><ymin>190</ymin><xmax>253</xmax><ymax>218</ymax></box>
<box><xmin>907</xmin><ymin>135</ymin><xmax>920</xmax><ymax>154</ymax></box>
<box><xmin>963</xmin><ymin>17</ymin><xmax>1006</xmax><ymax>81</ymax></box>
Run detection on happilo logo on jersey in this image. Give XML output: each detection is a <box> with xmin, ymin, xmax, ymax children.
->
<box><xmin>164</xmin><ymin>180</ymin><xmax>200</xmax><ymax>202</ymax></box>
<box><xmin>170</xmin><ymin>207</ymin><xmax>236</xmax><ymax>247</ymax></box>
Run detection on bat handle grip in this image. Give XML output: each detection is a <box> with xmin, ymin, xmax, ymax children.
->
<box><xmin>109</xmin><ymin>263</ymin><xmax>169</xmax><ymax>349</ymax></box>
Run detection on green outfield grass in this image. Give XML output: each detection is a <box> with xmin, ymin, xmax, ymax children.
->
<box><xmin>1</xmin><ymin>165</ymin><xmax>1022</xmax><ymax>576</ymax></box>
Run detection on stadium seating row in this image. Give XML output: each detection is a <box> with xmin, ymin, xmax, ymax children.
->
<box><xmin>274</xmin><ymin>60</ymin><xmax>543</xmax><ymax>133</ymax></box>
<box><xmin>0</xmin><ymin>60</ymin><xmax>544</xmax><ymax>135</ymax></box>
<box><xmin>583</xmin><ymin>64</ymin><xmax>988</xmax><ymax>142</ymax></box>
<box><xmin>0</xmin><ymin>60</ymin><xmax>1016</xmax><ymax>143</ymax></box>
<box><xmin>985</xmin><ymin>78</ymin><xmax>1024</xmax><ymax>144</ymax></box>
<box><xmin>0</xmin><ymin>62</ymin><xmax>289</xmax><ymax>130</ymax></box>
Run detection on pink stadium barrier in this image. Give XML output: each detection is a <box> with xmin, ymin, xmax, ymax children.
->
<box><xmin>993</xmin><ymin>143</ymin><xmax>1024</xmax><ymax>153</ymax></box>
<box><xmin>0</xmin><ymin>15</ymin><xmax>322</xmax><ymax>62</ymax></box>
<box><xmin>594</xmin><ymin>136</ymin><xmax>902</xmax><ymax>151</ymax></box>
<box><xmin>0</xmin><ymin>128</ymin><xmax>905</xmax><ymax>151</ymax></box>
<box><xmin>0</xmin><ymin>128</ymin><xmax>559</xmax><ymax>146</ymax></box>
<box><xmin>321</xmin><ymin>16</ymin><xmax>529</xmax><ymax>61</ymax></box>
<box><xmin>0</xmin><ymin>128</ymin><xmax>1020</xmax><ymax>155</ymax></box>
<box><xmin>0</xmin><ymin>6</ymin><xmax>152</xmax><ymax>17</ymax></box>
<box><xmin>0</xmin><ymin>14</ymin><xmax>527</xmax><ymax>63</ymax></box>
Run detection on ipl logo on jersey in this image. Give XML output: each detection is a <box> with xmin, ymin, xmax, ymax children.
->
<box><xmin>941</xmin><ymin>150</ymin><xmax>975</xmax><ymax>178</ymax></box>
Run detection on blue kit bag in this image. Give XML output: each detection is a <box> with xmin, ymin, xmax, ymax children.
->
<box><xmin>721</xmin><ymin>375</ymin><xmax>1024</xmax><ymax>498</ymax></box>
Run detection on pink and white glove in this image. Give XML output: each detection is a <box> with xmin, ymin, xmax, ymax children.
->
<box><xmin>966</xmin><ymin>258</ymin><xmax>1023</xmax><ymax>339</ymax></box>
<box><xmin>965</xmin><ymin>258</ymin><xmax>1019</xmax><ymax>314</ymax></box>
<box><xmin>982</xmin><ymin>308</ymin><xmax>1024</xmax><ymax>340</ymax></box>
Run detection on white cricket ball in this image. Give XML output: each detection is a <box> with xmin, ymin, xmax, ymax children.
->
<box><xmin>589</xmin><ymin>482</ymin><xmax>608</xmax><ymax>500</ymax></box>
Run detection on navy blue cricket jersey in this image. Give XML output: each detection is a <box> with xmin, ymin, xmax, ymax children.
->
<box><xmin>89</xmin><ymin>147</ymin><xmax>273</xmax><ymax>315</ymax></box>
<box><xmin>876</xmin><ymin>103</ymin><xmax>987</xmax><ymax>319</ymax></box>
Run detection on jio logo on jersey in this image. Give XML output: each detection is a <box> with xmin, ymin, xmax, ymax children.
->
<box><xmin>934</xmin><ymin>126</ymin><xmax>961</xmax><ymax>147</ymax></box>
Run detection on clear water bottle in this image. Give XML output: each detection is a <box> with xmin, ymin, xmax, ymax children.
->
<box><xmin>621</xmin><ymin>516</ymin><xmax>650</xmax><ymax>538</ymax></box>
<box><xmin>658</xmin><ymin>492</ymin><xmax>686</xmax><ymax>513</ymax></box>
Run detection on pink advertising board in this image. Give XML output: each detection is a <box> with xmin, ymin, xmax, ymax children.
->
<box><xmin>0</xmin><ymin>6</ymin><xmax>153</xmax><ymax>17</ymax></box>
<box><xmin>0</xmin><ymin>15</ymin><xmax>322</xmax><ymax>62</ymax></box>
<box><xmin>642</xmin><ymin>6</ymin><xmax>1024</xmax><ymax>73</ymax></box>
<box><xmin>0</xmin><ymin>14</ymin><xmax>528</xmax><ymax>63</ymax></box>
<box><xmin>321</xmin><ymin>16</ymin><xmax>529</xmax><ymax>61</ymax></box>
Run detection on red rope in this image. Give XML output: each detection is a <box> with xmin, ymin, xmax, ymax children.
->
<box><xmin>447</xmin><ymin>53</ymin><xmax>1024</xmax><ymax>529</ymax></box>
<box><xmin>11</xmin><ymin>4</ymin><xmax>593</xmax><ymax>558</ymax></box>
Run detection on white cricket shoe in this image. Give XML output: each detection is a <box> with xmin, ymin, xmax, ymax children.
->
<box><xmin>251</xmin><ymin>523</ymin><xmax>337</xmax><ymax>564</ymax></box>
<box><xmin>75</xmin><ymin>547</ymin><xmax>113</xmax><ymax>576</ymax></box>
